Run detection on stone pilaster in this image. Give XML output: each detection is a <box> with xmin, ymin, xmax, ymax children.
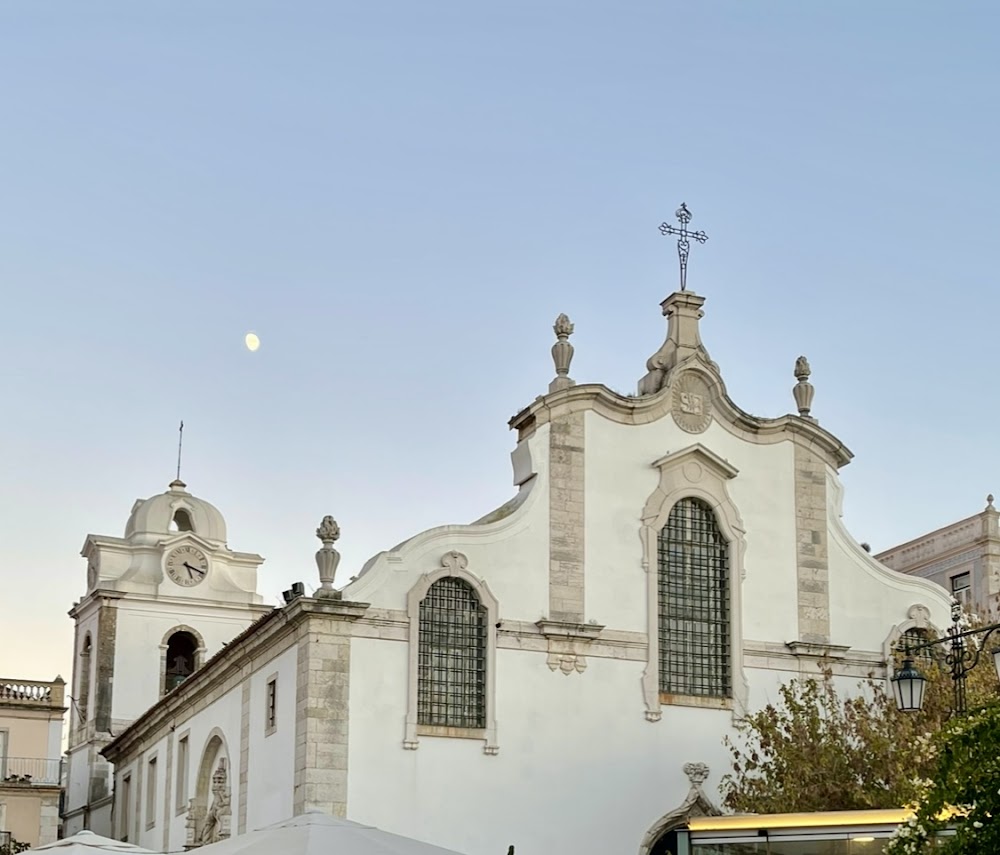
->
<box><xmin>163</xmin><ymin>733</ymin><xmax>173</xmax><ymax>851</ymax></box>
<box><xmin>794</xmin><ymin>444</ymin><xmax>830</xmax><ymax>643</ymax></box>
<box><xmin>292</xmin><ymin>601</ymin><xmax>366</xmax><ymax>817</ymax></box>
<box><xmin>94</xmin><ymin>596</ymin><xmax>120</xmax><ymax>734</ymax></box>
<box><xmin>38</xmin><ymin>791</ymin><xmax>61</xmax><ymax>845</ymax></box>
<box><xmin>548</xmin><ymin>413</ymin><xmax>586</xmax><ymax>622</ymax></box>
<box><xmin>238</xmin><ymin>680</ymin><xmax>251</xmax><ymax>834</ymax></box>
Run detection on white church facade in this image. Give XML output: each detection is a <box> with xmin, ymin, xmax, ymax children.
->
<box><xmin>68</xmin><ymin>286</ymin><xmax>951</xmax><ymax>855</ymax></box>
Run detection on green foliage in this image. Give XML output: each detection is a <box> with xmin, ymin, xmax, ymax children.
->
<box><xmin>721</xmin><ymin>633</ymin><xmax>999</xmax><ymax>815</ymax></box>
<box><xmin>720</xmin><ymin>667</ymin><xmax>938</xmax><ymax>813</ymax></box>
<box><xmin>886</xmin><ymin>700</ymin><xmax>1000</xmax><ymax>854</ymax></box>
<box><xmin>0</xmin><ymin>839</ymin><xmax>30</xmax><ymax>854</ymax></box>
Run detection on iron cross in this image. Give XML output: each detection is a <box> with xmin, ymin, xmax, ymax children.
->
<box><xmin>659</xmin><ymin>203</ymin><xmax>709</xmax><ymax>292</ymax></box>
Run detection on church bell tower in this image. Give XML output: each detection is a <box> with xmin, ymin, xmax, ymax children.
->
<box><xmin>62</xmin><ymin>479</ymin><xmax>271</xmax><ymax>838</ymax></box>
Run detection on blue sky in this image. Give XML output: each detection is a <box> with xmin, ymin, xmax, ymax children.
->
<box><xmin>3</xmin><ymin>2</ymin><xmax>999</xmax><ymax>680</ymax></box>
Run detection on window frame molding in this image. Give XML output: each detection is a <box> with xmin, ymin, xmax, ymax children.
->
<box><xmin>145</xmin><ymin>753</ymin><xmax>158</xmax><ymax>830</ymax></box>
<box><xmin>404</xmin><ymin>551</ymin><xmax>499</xmax><ymax>755</ymax></box>
<box><xmin>264</xmin><ymin>673</ymin><xmax>278</xmax><ymax>737</ymax></box>
<box><xmin>640</xmin><ymin>443</ymin><xmax>749</xmax><ymax>722</ymax></box>
<box><xmin>883</xmin><ymin>603</ymin><xmax>941</xmax><ymax>676</ymax></box>
<box><xmin>120</xmin><ymin>771</ymin><xmax>133</xmax><ymax>841</ymax></box>
<box><xmin>174</xmin><ymin>729</ymin><xmax>191</xmax><ymax>816</ymax></box>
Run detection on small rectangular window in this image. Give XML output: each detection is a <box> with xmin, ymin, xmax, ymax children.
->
<box><xmin>121</xmin><ymin>774</ymin><xmax>132</xmax><ymax>841</ymax></box>
<box><xmin>146</xmin><ymin>757</ymin><xmax>157</xmax><ymax>829</ymax></box>
<box><xmin>952</xmin><ymin>572</ymin><xmax>971</xmax><ymax>593</ymax></box>
<box><xmin>176</xmin><ymin>735</ymin><xmax>189</xmax><ymax>813</ymax></box>
<box><xmin>265</xmin><ymin>677</ymin><xmax>278</xmax><ymax>736</ymax></box>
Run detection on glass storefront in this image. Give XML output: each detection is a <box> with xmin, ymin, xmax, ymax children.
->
<box><xmin>671</xmin><ymin>810</ymin><xmax>951</xmax><ymax>855</ymax></box>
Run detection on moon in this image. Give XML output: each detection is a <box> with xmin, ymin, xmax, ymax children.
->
<box><xmin>244</xmin><ymin>332</ymin><xmax>260</xmax><ymax>352</ymax></box>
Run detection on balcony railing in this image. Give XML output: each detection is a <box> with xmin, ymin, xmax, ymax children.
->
<box><xmin>1</xmin><ymin>757</ymin><xmax>63</xmax><ymax>785</ymax></box>
<box><xmin>0</xmin><ymin>677</ymin><xmax>66</xmax><ymax>709</ymax></box>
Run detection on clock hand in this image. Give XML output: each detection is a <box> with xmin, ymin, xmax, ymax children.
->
<box><xmin>183</xmin><ymin>561</ymin><xmax>206</xmax><ymax>577</ymax></box>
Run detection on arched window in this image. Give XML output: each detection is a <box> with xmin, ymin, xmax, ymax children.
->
<box><xmin>78</xmin><ymin>634</ymin><xmax>92</xmax><ymax>725</ymax></box>
<box><xmin>658</xmin><ymin>498</ymin><xmax>731</xmax><ymax>698</ymax></box>
<box><xmin>169</xmin><ymin>509</ymin><xmax>194</xmax><ymax>533</ymax></box>
<box><xmin>417</xmin><ymin>577</ymin><xmax>487</xmax><ymax>728</ymax></box>
<box><xmin>164</xmin><ymin>631</ymin><xmax>198</xmax><ymax>694</ymax></box>
<box><xmin>899</xmin><ymin>627</ymin><xmax>936</xmax><ymax>665</ymax></box>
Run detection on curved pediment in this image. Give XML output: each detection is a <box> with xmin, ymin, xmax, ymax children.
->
<box><xmin>509</xmin><ymin>356</ymin><xmax>852</xmax><ymax>471</ymax></box>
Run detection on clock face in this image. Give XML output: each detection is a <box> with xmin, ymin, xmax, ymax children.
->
<box><xmin>165</xmin><ymin>545</ymin><xmax>209</xmax><ymax>588</ymax></box>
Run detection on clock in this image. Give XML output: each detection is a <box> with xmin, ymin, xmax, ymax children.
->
<box><xmin>165</xmin><ymin>545</ymin><xmax>210</xmax><ymax>588</ymax></box>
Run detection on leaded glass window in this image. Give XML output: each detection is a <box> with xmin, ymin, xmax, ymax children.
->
<box><xmin>418</xmin><ymin>577</ymin><xmax>487</xmax><ymax>728</ymax></box>
<box><xmin>658</xmin><ymin>497</ymin><xmax>731</xmax><ymax>697</ymax></box>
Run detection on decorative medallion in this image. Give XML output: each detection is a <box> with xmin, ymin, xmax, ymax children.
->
<box><xmin>671</xmin><ymin>371</ymin><xmax>713</xmax><ymax>433</ymax></box>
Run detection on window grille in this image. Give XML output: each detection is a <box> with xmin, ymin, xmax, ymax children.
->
<box><xmin>658</xmin><ymin>497</ymin><xmax>731</xmax><ymax>697</ymax></box>
<box><xmin>418</xmin><ymin>577</ymin><xmax>487</xmax><ymax>728</ymax></box>
<box><xmin>900</xmin><ymin>627</ymin><xmax>936</xmax><ymax>665</ymax></box>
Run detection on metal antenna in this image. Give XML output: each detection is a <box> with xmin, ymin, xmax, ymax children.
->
<box><xmin>658</xmin><ymin>202</ymin><xmax>709</xmax><ymax>291</ymax></box>
<box><xmin>176</xmin><ymin>420</ymin><xmax>184</xmax><ymax>482</ymax></box>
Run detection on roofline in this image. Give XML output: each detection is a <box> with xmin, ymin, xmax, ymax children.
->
<box><xmin>875</xmin><ymin>510</ymin><xmax>985</xmax><ymax>560</ymax></box>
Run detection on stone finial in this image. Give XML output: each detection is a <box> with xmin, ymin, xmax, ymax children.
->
<box><xmin>637</xmin><ymin>291</ymin><xmax>719</xmax><ymax>396</ymax></box>
<box><xmin>549</xmin><ymin>314</ymin><xmax>576</xmax><ymax>393</ymax></box>
<box><xmin>314</xmin><ymin>516</ymin><xmax>342</xmax><ymax>599</ymax></box>
<box><xmin>316</xmin><ymin>515</ymin><xmax>341</xmax><ymax>544</ymax></box>
<box><xmin>987</xmin><ymin>494</ymin><xmax>996</xmax><ymax>511</ymax></box>
<box><xmin>792</xmin><ymin>355</ymin><xmax>815</xmax><ymax>420</ymax></box>
<box><xmin>683</xmin><ymin>762</ymin><xmax>710</xmax><ymax>786</ymax></box>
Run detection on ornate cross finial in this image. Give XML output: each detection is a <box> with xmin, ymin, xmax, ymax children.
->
<box><xmin>659</xmin><ymin>203</ymin><xmax>709</xmax><ymax>292</ymax></box>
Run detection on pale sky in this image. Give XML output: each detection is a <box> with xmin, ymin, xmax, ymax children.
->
<box><xmin>2</xmin><ymin>2</ymin><xmax>998</xmax><ymax>683</ymax></box>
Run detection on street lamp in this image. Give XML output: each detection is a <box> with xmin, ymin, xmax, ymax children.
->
<box><xmin>892</xmin><ymin>600</ymin><xmax>1000</xmax><ymax>715</ymax></box>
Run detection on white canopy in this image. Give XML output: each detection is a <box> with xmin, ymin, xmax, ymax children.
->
<box><xmin>194</xmin><ymin>810</ymin><xmax>470</xmax><ymax>855</ymax></box>
<box><xmin>29</xmin><ymin>830</ymin><xmax>160</xmax><ymax>853</ymax></box>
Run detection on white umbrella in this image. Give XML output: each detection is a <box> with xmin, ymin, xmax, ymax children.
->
<box><xmin>195</xmin><ymin>810</ymin><xmax>471</xmax><ymax>855</ymax></box>
<box><xmin>29</xmin><ymin>830</ymin><xmax>159</xmax><ymax>853</ymax></box>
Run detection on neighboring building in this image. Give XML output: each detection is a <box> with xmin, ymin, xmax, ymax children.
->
<box><xmin>62</xmin><ymin>481</ymin><xmax>271</xmax><ymax>838</ymax></box>
<box><xmin>0</xmin><ymin>676</ymin><xmax>66</xmax><ymax>847</ymax></box>
<box><xmin>876</xmin><ymin>495</ymin><xmax>1000</xmax><ymax>613</ymax></box>
<box><xmin>87</xmin><ymin>286</ymin><xmax>951</xmax><ymax>855</ymax></box>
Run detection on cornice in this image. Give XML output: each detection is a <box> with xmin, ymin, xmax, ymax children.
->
<box><xmin>101</xmin><ymin>597</ymin><xmax>369</xmax><ymax>763</ymax></box>
<box><xmin>508</xmin><ymin>360</ymin><xmax>853</xmax><ymax>471</ymax></box>
<box><xmin>344</xmin><ymin>465</ymin><xmax>542</xmax><ymax>601</ymax></box>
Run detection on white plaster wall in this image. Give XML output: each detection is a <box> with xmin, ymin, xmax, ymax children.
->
<box><xmin>111</xmin><ymin>601</ymin><xmax>259</xmax><ymax>722</ymax></box>
<box><xmin>45</xmin><ymin>718</ymin><xmax>61</xmax><ymax>761</ymax></box>
<box><xmin>344</xmin><ymin>426</ymin><xmax>551</xmax><ymax>620</ymax></box>
<box><xmin>113</xmin><ymin>757</ymin><xmax>138</xmax><ymax>841</ymax></box>
<box><xmin>163</xmin><ymin>684</ymin><xmax>244</xmax><ymax>851</ymax></box>
<box><xmin>63</xmin><ymin>742</ymin><xmax>92</xmax><ymax>827</ymax></box>
<box><xmin>585</xmin><ymin>414</ymin><xmax>800</xmax><ymax>642</ymax></box>
<box><xmin>132</xmin><ymin>735</ymin><xmax>169</xmax><ymax>850</ymax></box>
<box><xmin>348</xmin><ymin>638</ymin><xmax>738</xmax><ymax>855</ymax></box>
<box><xmin>245</xmin><ymin>645</ymin><xmax>297</xmax><ymax>831</ymax></box>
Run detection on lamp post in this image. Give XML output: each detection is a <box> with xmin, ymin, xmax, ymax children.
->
<box><xmin>892</xmin><ymin>600</ymin><xmax>1000</xmax><ymax>715</ymax></box>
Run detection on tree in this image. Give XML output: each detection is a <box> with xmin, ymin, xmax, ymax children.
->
<box><xmin>886</xmin><ymin>700</ymin><xmax>1000</xmax><ymax>854</ymax></box>
<box><xmin>721</xmin><ymin>629</ymin><xmax>999</xmax><ymax>814</ymax></box>
<box><xmin>0</xmin><ymin>839</ymin><xmax>30</xmax><ymax>855</ymax></box>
